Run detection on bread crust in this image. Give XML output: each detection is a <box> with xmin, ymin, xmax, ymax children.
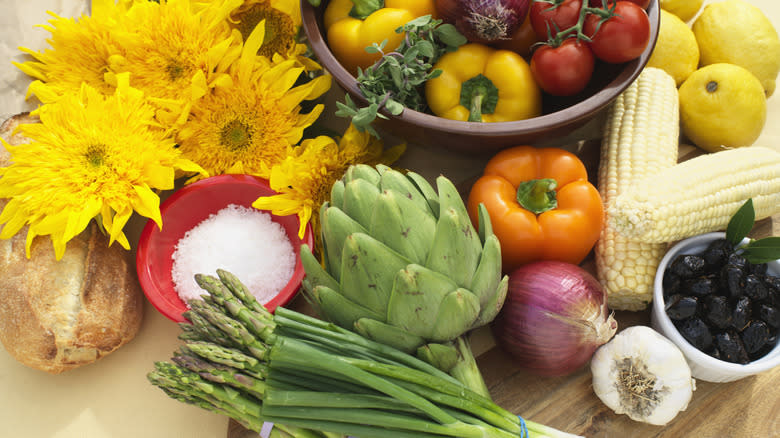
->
<box><xmin>0</xmin><ymin>113</ymin><xmax>144</xmax><ymax>374</ymax></box>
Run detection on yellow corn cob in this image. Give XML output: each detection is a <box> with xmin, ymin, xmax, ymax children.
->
<box><xmin>595</xmin><ymin>67</ymin><xmax>680</xmax><ymax>311</ymax></box>
<box><xmin>609</xmin><ymin>145</ymin><xmax>780</xmax><ymax>244</ymax></box>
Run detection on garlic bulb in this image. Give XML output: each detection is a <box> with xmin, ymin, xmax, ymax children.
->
<box><xmin>590</xmin><ymin>326</ymin><xmax>696</xmax><ymax>426</ymax></box>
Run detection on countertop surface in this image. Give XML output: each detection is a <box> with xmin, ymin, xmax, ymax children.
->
<box><xmin>0</xmin><ymin>1</ymin><xmax>779</xmax><ymax>437</ymax></box>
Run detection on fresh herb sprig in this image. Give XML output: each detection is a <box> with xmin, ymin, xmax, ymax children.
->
<box><xmin>335</xmin><ymin>15</ymin><xmax>467</xmax><ymax>137</ymax></box>
<box><xmin>726</xmin><ymin>198</ymin><xmax>780</xmax><ymax>264</ymax></box>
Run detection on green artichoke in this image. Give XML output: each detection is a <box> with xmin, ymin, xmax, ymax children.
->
<box><xmin>300</xmin><ymin>164</ymin><xmax>508</xmax><ymax>396</ymax></box>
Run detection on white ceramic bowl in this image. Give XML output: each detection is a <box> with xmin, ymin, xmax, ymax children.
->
<box><xmin>651</xmin><ymin>232</ymin><xmax>780</xmax><ymax>383</ymax></box>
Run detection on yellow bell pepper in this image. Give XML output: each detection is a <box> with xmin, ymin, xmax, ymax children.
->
<box><xmin>324</xmin><ymin>0</ymin><xmax>437</xmax><ymax>75</ymax></box>
<box><xmin>425</xmin><ymin>43</ymin><xmax>542</xmax><ymax>123</ymax></box>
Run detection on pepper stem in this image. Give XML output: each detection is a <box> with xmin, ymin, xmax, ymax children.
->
<box><xmin>516</xmin><ymin>178</ymin><xmax>558</xmax><ymax>214</ymax></box>
<box><xmin>349</xmin><ymin>0</ymin><xmax>384</xmax><ymax>20</ymax></box>
<box><xmin>460</xmin><ymin>74</ymin><xmax>499</xmax><ymax>123</ymax></box>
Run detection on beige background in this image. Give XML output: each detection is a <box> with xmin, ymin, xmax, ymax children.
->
<box><xmin>0</xmin><ymin>1</ymin><xmax>778</xmax><ymax>437</ymax></box>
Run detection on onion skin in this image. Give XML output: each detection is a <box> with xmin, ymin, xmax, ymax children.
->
<box><xmin>435</xmin><ymin>0</ymin><xmax>531</xmax><ymax>44</ymax></box>
<box><xmin>491</xmin><ymin>260</ymin><xmax>617</xmax><ymax>377</ymax></box>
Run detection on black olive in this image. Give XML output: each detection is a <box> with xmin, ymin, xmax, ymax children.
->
<box><xmin>764</xmin><ymin>276</ymin><xmax>780</xmax><ymax>307</ymax></box>
<box><xmin>663</xmin><ymin>269</ymin><xmax>681</xmax><ymax>300</ymax></box>
<box><xmin>740</xmin><ymin>321</ymin><xmax>771</xmax><ymax>354</ymax></box>
<box><xmin>726</xmin><ymin>252</ymin><xmax>748</xmax><ymax>270</ymax></box>
<box><xmin>750</xmin><ymin>262</ymin><xmax>769</xmax><ymax>276</ymax></box>
<box><xmin>702</xmin><ymin>295</ymin><xmax>733</xmax><ymax>329</ymax></box>
<box><xmin>732</xmin><ymin>296</ymin><xmax>752</xmax><ymax>331</ymax></box>
<box><xmin>702</xmin><ymin>238</ymin><xmax>733</xmax><ymax>270</ymax></box>
<box><xmin>744</xmin><ymin>274</ymin><xmax>769</xmax><ymax>301</ymax></box>
<box><xmin>670</xmin><ymin>254</ymin><xmax>708</xmax><ymax>278</ymax></box>
<box><xmin>666</xmin><ymin>296</ymin><xmax>698</xmax><ymax>320</ymax></box>
<box><xmin>684</xmin><ymin>276</ymin><xmax>718</xmax><ymax>298</ymax></box>
<box><xmin>758</xmin><ymin>304</ymin><xmax>780</xmax><ymax>329</ymax></box>
<box><xmin>765</xmin><ymin>275</ymin><xmax>780</xmax><ymax>293</ymax></box>
<box><xmin>709</xmin><ymin>347</ymin><xmax>722</xmax><ymax>361</ymax></box>
<box><xmin>720</xmin><ymin>264</ymin><xmax>745</xmax><ymax>300</ymax></box>
<box><xmin>715</xmin><ymin>330</ymin><xmax>750</xmax><ymax>364</ymax></box>
<box><xmin>679</xmin><ymin>317</ymin><xmax>713</xmax><ymax>351</ymax></box>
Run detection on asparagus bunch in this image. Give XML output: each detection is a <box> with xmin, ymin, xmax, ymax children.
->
<box><xmin>148</xmin><ymin>269</ymin><xmax>581</xmax><ymax>438</ymax></box>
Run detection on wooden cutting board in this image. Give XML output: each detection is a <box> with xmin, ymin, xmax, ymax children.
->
<box><xmin>227</xmin><ymin>141</ymin><xmax>780</xmax><ymax>438</ymax></box>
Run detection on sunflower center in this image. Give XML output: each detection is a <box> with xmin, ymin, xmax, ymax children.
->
<box><xmin>220</xmin><ymin>119</ymin><xmax>255</xmax><ymax>151</ymax></box>
<box><xmin>85</xmin><ymin>144</ymin><xmax>107</xmax><ymax>168</ymax></box>
<box><xmin>165</xmin><ymin>57</ymin><xmax>192</xmax><ymax>82</ymax></box>
<box><xmin>234</xmin><ymin>4</ymin><xmax>296</xmax><ymax>58</ymax></box>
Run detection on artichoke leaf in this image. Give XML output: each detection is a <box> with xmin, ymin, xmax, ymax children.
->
<box><xmin>386</xmin><ymin>264</ymin><xmax>476</xmax><ymax>341</ymax></box>
<box><xmin>342</xmin><ymin>178</ymin><xmax>380</xmax><ymax>230</ymax></box>
<box><xmin>339</xmin><ymin>232</ymin><xmax>413</xmax><ymax>315</ymax></box>
<box><xmin>369</xmin><ymin>189</ymin><xmax>436</xmax><ymax>265</ymax></box>
<box><xmin>430</xmin><ymin>288</ymin><xmax>481</xmax><ymax>342</ymax></box>
<box><xmin>343</xmin><ymin>163</ymin><xmax>381</xmax><ymax>185</ymax></box>
<box><xmin>354</xmin><ymin>318</ymin><xmax>425</xmax><ymax>354</ymax></box>
<box><xmin>321</xmin><ymin>205</ymin><xmax>367</xmax><ymax>281</ymax></box>
<box><xmin>330</xmin><ymin>180</ymin><xmax>345</xmax><ymax>210</ymax></box>
<box><xmin>312</xmin><ymin>284</ymin><xmax>386</xmax><ymax>329</ymax></box>
<box><xmin>472</xmin><ymin>274</ymin><xmax>508</xmax><ymax>329</ymax></box>
<box><xmin>476</xmin><ymin>202</ymin><xmax>494</xmax><ymax>244</ymax></box>
<box><xmin>416</xmin><ymin>342</ymin><xmax>460</xmax><ymax>373</ymax></box>
<box><xmin>405</xmin><ymin>171</ymin><xmax>440</xmax><ymax>219</ymax></box>
<box><xmin>300</xmin><ymin>243</ymin><xmax>340</xmax><ymax>292</ymax></box>
<box><xmin>377</xmin><ymin>165</ymin><xmax>431</xmax><ymax>214</ymax></box>
<box><xmin>467</xmin><ymin>233</ymin><xmax>502</xmax><ymax>307</ymax></box>
<box><xmin>425</xmin><ymin>207</ymin><xmax>482</xmax><ymax>290</ymax></box>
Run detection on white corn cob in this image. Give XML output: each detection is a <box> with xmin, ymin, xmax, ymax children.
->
<box><xmin>595</xmin><ymin>67</ymin><xmax>680</xmax><ymax>311</ymax></box>
<box><xmin>609</xmin><ymin>146</ymin><xmax>780</xmax><ymax>244</ymax></box>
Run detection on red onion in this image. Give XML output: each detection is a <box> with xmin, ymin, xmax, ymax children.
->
<box><xmin>435</xmin><ymin>0</ymin><xmax>531</xmax><ymax>43</ymax></box>
<box><xmin>491</xmin><ymin>260</ymin><xmax>617</xmax><ymax>377</ymax></box>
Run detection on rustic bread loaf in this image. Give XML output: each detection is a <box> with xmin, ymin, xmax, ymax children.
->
<box><xmin>0</xmin><ymin>113</ymin><xmax>144</xmax><ymax>374</ymax></box>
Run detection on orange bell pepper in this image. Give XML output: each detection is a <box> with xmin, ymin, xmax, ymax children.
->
<box><xmin>466</xmin><ymin>146</ymin><xmax>604</xmax><ymax>272</ymax></box>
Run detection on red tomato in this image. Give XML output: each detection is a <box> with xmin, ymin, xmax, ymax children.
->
<box><xmin>588</xmin><ymin>0</ymin><xmax>650</xmax><ymax>8</ymax></box>
<box><xmin>584</xmin><ymin>1</ymin><xmax>651</xmax><ymax>63</ymax></box>
<box><xmin>529</xmin><ymin>0</ymin><xmax>583</xmax><ymax>41</ymax></box>
<box><xmin>530</xmin><ymin>38</ymin><xmax>595</xmax><ymax>96</ymax></box>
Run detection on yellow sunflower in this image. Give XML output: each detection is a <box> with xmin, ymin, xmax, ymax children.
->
<box><xmin>0</xmin><ymin>74</ymin><xmax>205</xmax><ymax>260</ymax></box>
<box><xmin>226</xmin><ymin>0</ymin><xmax>319</xmax><ymax>70</ymax></box>
<box><xmin>176</xmin><ymin>23</ymin><xmax>331</xmax><ymax>182</ymax></box>
<box><xmin>252</xmin><ymin>124</ymin><xmax>405</xmax><ymax>241</ymax></box>
<box><xmin>13</xmin><ymin>1</ymin><xmax>133</xmax><ymax>103</ymax></box>
<box><xmin>106</xmin><ymin>0</ymin><xmax>245</xmax><ymax>126</ymax></box>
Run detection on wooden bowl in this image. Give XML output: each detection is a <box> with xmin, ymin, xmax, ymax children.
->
<box><xmin>301</xmin><ymin>0</ymin><xmax>660</xmax><ymax>154</ymax></box>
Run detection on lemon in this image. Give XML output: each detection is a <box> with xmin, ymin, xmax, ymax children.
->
<box><xmin>647</xmin><ymin>10</ymin><xmax>699</xmax><ymax>86</ymax></box>
<box><xmin>692</xmin><ymin>0</ymin><xmax>780</xmax><ymax>96</ymax></box>
<box><xmin>678</xmin><ymin>63</ymin><xmax>766</xmax><ymax>153</ymax></box>
<box><xmin>659</xmin><ymin>0</ymin><xmax>703</xmax><ymax>22</ymax></box>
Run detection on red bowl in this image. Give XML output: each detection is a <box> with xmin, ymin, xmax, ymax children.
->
<box><xmin>136</xmin><ymin>174</ymin><xmax>314</xmax><ymax>323</ymax></box>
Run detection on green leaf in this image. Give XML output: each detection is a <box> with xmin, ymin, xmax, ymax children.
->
<box><xmin>365</xmin><ymin>41</ymin><xmax>384</xmax><ymax>54</ymax></box>
<box><xmin>434</xmin><ymin>23</ymin><xmax>468</xmax><ymax>49</ymax></box>
<box><xmin>334</xmin><ymin>100</ymin><xmax>358</xmax><ymax>118</ymax></box>
<box><xmin>415</xmin><ymin>40</ymin><xmax>435</xmax><ymax>59</ymax></box>
<box><xmin>404</xmin><ymin>15</ymin><xmax>433</xmax><ymax>29</ymax></box>
<box><xmin>740</xmin><ymin>236</ymin><xmax>780</xmax><ymax>264</ymax></box>
<box><xmin>334</xmin><ymin>15</ymin><xmax>467</xmax><ymax>139</ymax></box>
<box><xmin>726</xmin><ymin>199</ymin><xmax>755</xmax><ymax>245</ymax></box>
<box><xmin>385</xmin><ymin>99</ymin><xmax>404</xmax><ymax>115</ymax></box>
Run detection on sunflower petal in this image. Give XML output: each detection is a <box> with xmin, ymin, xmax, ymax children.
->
<box><xmin>108</xmin><ymin>207</ymin><xmax>133</xmax><ymax>247</ymax></box>
<box><xmin>132</xmin><ymin>184</ymin><xmax>162</xmax><ymax>229</ymax></box>
<box><xmin>143</xmin><ymin>163</ymin><xmax>176</xmax><ymax>190</ymax></box>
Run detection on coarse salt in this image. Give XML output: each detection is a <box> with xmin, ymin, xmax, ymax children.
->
<box><xmin>171</xmin><ymin>204</ymin><xmax>296</xmax><ymax>306</ymax></box>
